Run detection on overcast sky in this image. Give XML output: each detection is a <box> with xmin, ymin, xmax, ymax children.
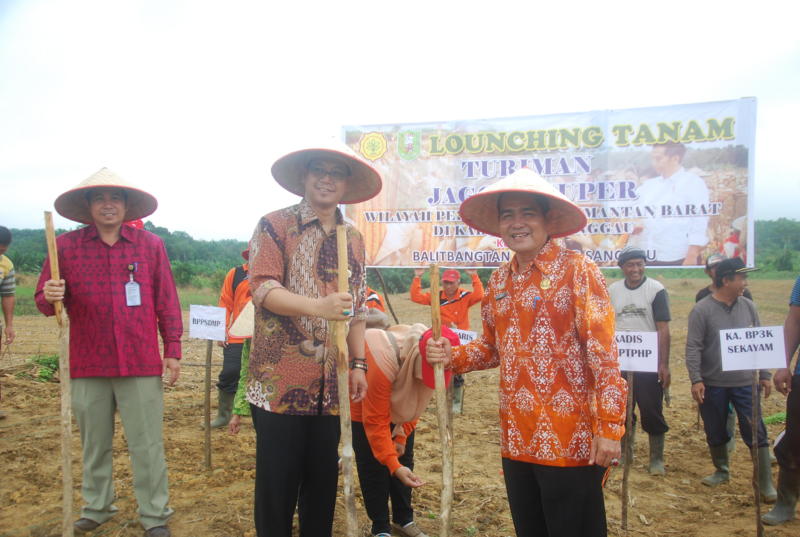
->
<box><xmin>1</xmin><ymin>0</ymin><xmax>798</xmax><ymax>240</ymax></box>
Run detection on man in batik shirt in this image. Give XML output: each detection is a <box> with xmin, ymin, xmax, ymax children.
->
<box><xmin>246</xmin><ymin>143</ymin><xmax>382</xmax><ymax>537</ymax></box>
<box><xmin>426</xmin><ymin>168</ymin><xmax>626</xmax><ymax>537</ymax></box>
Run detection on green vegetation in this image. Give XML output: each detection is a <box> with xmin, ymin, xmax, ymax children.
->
<box><xmin>5</xmin><ymin>218</ymin><xmax>797</xmax><ymax>301</ymax></box>
<box><xmin>15</xmin><ymin>354</ymin><xmax>60</xmax><ymax>382</ymax></box>
<box><xmin>764</xmin><ymin>411</ymin><xmax>787</xmax><ymax>425</ymax></box>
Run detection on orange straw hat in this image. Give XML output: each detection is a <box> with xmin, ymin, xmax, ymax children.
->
<box><xmin>458</xmin><ymin>168</ymin><xmax>586</xmax><ymax>238</ymax></box>
<box><xmin>54</xmin><ymin>168</ymin><xmax>158</xmax><ymax>224</ymax></box>
<box><xmin>271</xmin><ymin>141</ymin><xmax>383</xmax><ymax>204</ymax></box>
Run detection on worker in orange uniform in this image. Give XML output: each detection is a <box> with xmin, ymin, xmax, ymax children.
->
<box><xmin>351</xmin><ymin>323</ymin><xmax>460</xmax><ymax>537</ymax></box>
<box><xmin>366</xmin><ymin>286</ymin><xmax>386</xmax><ymax>312</ymax></box>
<box><xmin>210</xmin><ymin>248</ymin><xmax>252</xmax><ymax>428</ymax></box>
<box><xmin>410</xmin><ymin>267</ymin><xmax>483</xmax><ymax>413</ymax></box>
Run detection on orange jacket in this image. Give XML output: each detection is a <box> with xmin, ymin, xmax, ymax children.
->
<box><xmin>452</xmin><ymin>242</ymin><xmax>626</xmax><ymax>467</ymax></box>
<box><xmin>218</xmin><ymin>263</ymin><xmax>251</xmax><ymax>344</ymax></box>
<box><xmin>365</xmin><ymin>286</ymin><xmax>386</xmax><ymax>312</ymax></box>
<box><xmin>410</xmin><ymin>272</ymin><xmax>483</xmax><ymax>330</ymax></box>
<box><xmin>351</xmin><ymin>332</ymin><xmax>417</xmax><ymax>474</ymax></box>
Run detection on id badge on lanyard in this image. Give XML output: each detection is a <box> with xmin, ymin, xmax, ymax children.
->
<box><xmin>125</xmin><ymin>263</ymin><xmax>141</xmax><ymax>307</ymax></box>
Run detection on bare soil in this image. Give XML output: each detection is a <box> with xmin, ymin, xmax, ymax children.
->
<box><xmin>1</xmin><ymin>277</ymin><xmax>797</xmax><ymax>536</ymax></box>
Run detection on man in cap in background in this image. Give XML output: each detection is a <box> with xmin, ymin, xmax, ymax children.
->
<box><xmin>411</xmin><ymin>267</ymin><xmax>483</xmax><ymax>413</ymax></box>
<box><xmin>697</xmin><ymin>253</ymin><xmax>752</xmax><ymax>454</ymax></box>
<box><xmin>35</xmin><ymin>168</ymin><xmax>182</xmax><ymax>537</ymax></box>
<box><xmin>762</xmin><ymin>273</ymin><xmax>800</xmax><ymax>525</ymax></box>
<box><xmin>426</xmin><ymin>168</ymin><xmax>627</xmax><ymax>537</ymax></box>
<box><xmin>609</xmin><ymin>246</ymin><xmax>671</xmax><ymax>475</ymax></box>
<box><xmin>685</xmin><ymin>257</ymin><xmax>776</xmax><ymax>501</ymax></box>
<box><xmin>246</xmin><ymin>142</ymin><xmax>381</xmax><ymax>536</ymax></box>
<box><xmin>207</xmin><ymin>248</ymin><xmax>251</xmax><ymax>429</ymax></box>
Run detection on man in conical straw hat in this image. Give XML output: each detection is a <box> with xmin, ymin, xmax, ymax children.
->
<box><xmin>246</xmin><ymin>141</ymin><xmax>381</xmax><ymax>536</ymax></box>
<box><xmin>425</xmin><ymin>168</ymin><xmax>627</xmax><ymax>537</ymax></box>
<box><xmin>35</xmin><ymin>168</ymin><xmax>182</xmax><ymax>537</ymax></box>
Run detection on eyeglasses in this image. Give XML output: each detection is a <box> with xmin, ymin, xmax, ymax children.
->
<box><xmin>307</xmin><ymin>165</ymin><xmax>350</xmax><ymax>181</ymax></box>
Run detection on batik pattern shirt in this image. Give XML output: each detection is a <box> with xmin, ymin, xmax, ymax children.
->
<box><xmin>247</xmin><ymin>200</ymin><xmax>367</xmax><ymax>415</ymax></box>
<box><xmin>451</xmin><ymin>240</ymin><xmax>626</xmax><ymax>467</ymax></box>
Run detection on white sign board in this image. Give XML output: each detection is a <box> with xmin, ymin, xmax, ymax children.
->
<box><xmin>720</xmin><ymin>326</ymin><xmax>786</xmax><ymax>371</ymax></box>
<box><xmin>451</xmin><ymin>328</ymin><xmax>477</xmax><ymax>345</ymax></box>
<box><xmin>189</xmin><ymin>305</ymin><xmax>227</xmax><ymax>341</ymax></box>
<box><xmin>616</xmin><ymin>331</ymin><xmax>659</xmax><ymax>372</ymax></box>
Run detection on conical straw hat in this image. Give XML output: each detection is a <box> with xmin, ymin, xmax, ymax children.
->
<box><xmin>458</xmin><ymin>168</ymin><xmax>586</xmax><ymax>238</ymax></box>
<box><xmin>271</xmin><ymin>141</ymin><xmax>382</xmax><ymax>204</ymax></box>
<box><xmin>54</xmin><ymin>168</ymin><xmax>158</xmax><ymax>224</ymax></box>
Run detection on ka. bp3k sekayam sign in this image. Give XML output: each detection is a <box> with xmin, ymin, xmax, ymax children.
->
<box><xmin>342</xmin><ymin>98</ymin><xmax>756</xmax><ymax>269</ymax></box>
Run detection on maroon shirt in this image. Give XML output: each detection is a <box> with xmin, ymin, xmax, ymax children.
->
<box><xmin>35</xmin><ymin>224</ymin><xmax>183</xmax><ymax>378</ymax></box>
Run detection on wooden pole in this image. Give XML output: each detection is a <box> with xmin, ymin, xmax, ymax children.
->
<box><xmin>621</xmin><ymin>371</ymin><xmax>635</xmax><ymax>532</ymax></box>
<box><xmin>430</xmin><ymin>264</ymin><xmax>453</xmax><ymax>537</ymax></box>
<box><xmin>45</xmin><ymin>211</ymin><xmax>74</xmax><ymax>537</ymax></box>
<box><xmin>373</xmin><ymin>268</ymin><xmax>400</xmax><ymax>325</ymax></box>
<box><xmin>335</xmin><ymin>226</ymin><xmax>358</xmax><ymax>536</ymax></box>
<box><xmin>751</xmin><ymin>370</ymin><xmax>764</xmax><ymax>537</ymax></box>
<box><xmin>204</xmin><ymin>339</ymin><xmax>213</xmax><ymax>470</ymax></box>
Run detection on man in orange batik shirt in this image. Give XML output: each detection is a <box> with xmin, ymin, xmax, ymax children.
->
<box><xmin>426</xmin><ymin>168</ymin><xmax>627</xmax><ymax>537</ymax></box>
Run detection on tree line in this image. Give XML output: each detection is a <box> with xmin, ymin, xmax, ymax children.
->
<box><xmin>4</xmin><ymin>218</ymin><xmax>798</xmax><ymax>292</ymax></box>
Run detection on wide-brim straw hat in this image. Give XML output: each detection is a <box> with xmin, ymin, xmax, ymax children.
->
<box><xmin>271</xmin><ymin>142</ymin><xmax>382</xmax><ymax>204</ymax></box>
<box><xmin>54</xmin><ymin>168</ymin><xmax>158</xmax><ymax>224</ymax></box>
<box><xmin>458</xmin><ymin>168</ymin><xmax>587</xmax><ymax>238</ymax></box>
<box><xmin>229</xmin><ymin>300</ymin><xmax>254</xmax><ymax>338</ymax></box>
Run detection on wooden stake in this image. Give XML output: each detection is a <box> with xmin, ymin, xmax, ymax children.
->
<box><xmin>751</xmin><ymin>370</ymin><xmax>764</xmax><ymax>537</ymax></box>
<box><xmin>45</xmin><ymin>211</ymin><xmax>74</xmax><ymax>537</ymax></box>
<box><xmin>335</xmin><ymin>225</ymin><xmax>358</xmax><ymax>536</ymax></box>
<box><xmin>373</xmin><ymin>268</ymin><xmax>400</xmax><ymax>325</ymax></box>
<box><xmin>621</xmin><ymin>371</ymin><xmax>635</xmax><ymax>532</ymax></box>
<box><xmin>204</xmin><ymin>339</ymin><xmax>213</xmax><ymax>470</ymax></box>
<box><xmin>430</xmin><ymin>264</ymin><xmax>453</xmax><ymax>537</ymax></box>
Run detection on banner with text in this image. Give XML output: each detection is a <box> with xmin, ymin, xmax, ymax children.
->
<box><xmin>343</xmin><ymin>98</ymin><xmax>756</xmax><ymax>268</ymax></box>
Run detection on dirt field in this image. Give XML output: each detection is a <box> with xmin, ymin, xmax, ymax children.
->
<box><xmin>1</xmin><ymin>277</ymin><xmax>798</xmax><ymax>536</ymax></box>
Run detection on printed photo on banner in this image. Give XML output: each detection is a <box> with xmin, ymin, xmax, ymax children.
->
<box><xmin>343</xmin><ymin>98</ymin><xmax>756</xmax><ymax>268</ymax></box>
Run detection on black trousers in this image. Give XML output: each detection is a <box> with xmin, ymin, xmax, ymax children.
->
<box><xmin>629</xmin><ymin>372</ymin><xmax>669</xmax><ymax>435</ymax></box>
<box><xmin>502</xmin><ymin>458</ymin><xmax>607</xmax><ymax>537</ymax></box>
<box><xmin>774</xmin><ymin>374</ymin><xmax>800</xmax><ymax>470</ymax></box>
<box><xmin>217</xmin><ymin>342</ymin><xmax>243</xmax><ymax>393</ymax></box>
<box><xmin>251</xmin><ymin>405</ymin><xmax>340</xmax><ymax>537</ymax></box>
<box><xmin>352</xmin><ymin>421</ymin><xmax>415</xmax><ymax>534</ymax></box>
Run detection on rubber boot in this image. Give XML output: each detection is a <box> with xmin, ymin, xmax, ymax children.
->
<box><xmin>725</xmin><ymin>407</ymin><xmax>736</xmax><ymax>455</ymax></box>
<box><xmin>758</xmin><ymin>446</ymin><xmax>778</xmax><ymax>503</ymax></box>
<box><xmin>701</xmin><ymin>444</ymin><xmax>730</xmax><ymax>486</ymax></box>
<box><xmin>620</xmin><ymin>424</ymin><xmax>635</xmax><ymax>465</ymax></box>
<box><xmin>452</xmin><ymin>385</ymin><xmax>464</xmax><ymax>415</ymax></box>
<box><xmin>762</xmin><ymin>466</ymin><xmax>800</xmax><ymax>525</ymax></box>
<box><xmin>648</xmin><ymin>433</ymin><xmax>666</xmax><ymax>476</ymax></box>
<box><xmin>209</xmin><ymin>389</ymin><xmax>234</xmax><ymax>429</ymax></box>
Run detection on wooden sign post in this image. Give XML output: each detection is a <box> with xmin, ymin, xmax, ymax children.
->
<box><xmin>430</xmin><ymin>264</ymin><xmax>453</xmax><ymax>537</ymax></box>
<box><xmin>335</xmin><ymin>226</ymin><xmax>358</xmax><ymax>536</ymax></box>
<box><xmin>45</xmin><ymin>211</ymin><xmax>74</xmax><ymax>537</ymax></box>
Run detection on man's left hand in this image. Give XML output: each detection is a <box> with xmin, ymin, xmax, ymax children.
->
<box><xmin>589</xmin><ymin>435</ymin><xmax>620</xmax><ymax>467</ymax></box>
<box><xmin>349</xmin><ymin>368</ymin><xmax>367</xmax><ymax>402</ymax></box>
<box><xmin>163</xmin><ymin>358</ymin><xmax>180</xmax><ymax>386</ymax></box>
<box><xmin>3</xmin><ymin>325</ymin><xmax>14</xmax><ymax>346</ymax></box>
<box><xmin>658</xmin><ymin>365</ymin><xmax>671</xmax><ymax>390</ymax></box>
<box><xmin>760</xmin><ymin>378</ymin><xmax>772</xmax><ymax>399</ymax></box>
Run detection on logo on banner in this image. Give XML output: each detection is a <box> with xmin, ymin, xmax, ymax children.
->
<box><xmin>359</xmin><ymin>132</ymin><xmax>387</xmax><ymax>161</ymax></box>
<box><xmin>398</xmin><ymin>130</ymin><xmax>422</xmax><ymax>160</ymax></box>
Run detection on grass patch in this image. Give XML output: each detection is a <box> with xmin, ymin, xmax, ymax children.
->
<box><xmin>15</xmin><ymin>354</ymin><xmax>60</xmax><ymax>382</ymax></box>
<box><xmin>764</xmin><ymin>411</ymin><xmax>787</xmax><ymax>425</ymax></box>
